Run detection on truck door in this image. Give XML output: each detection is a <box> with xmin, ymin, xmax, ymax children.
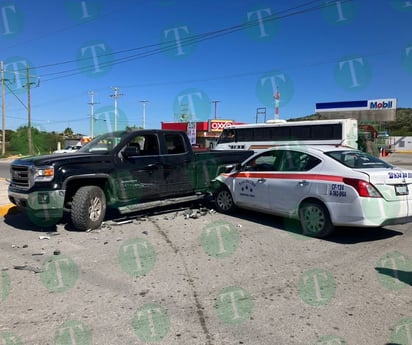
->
<box><xmin>115</xmin><ymin>135</ymin><xmax>164</xmax><ymax>202</ymax></box>
<box><xmin>162</xmin><ymin>133</ymin><xmax>195</xmax><ymax>196</ymax></box>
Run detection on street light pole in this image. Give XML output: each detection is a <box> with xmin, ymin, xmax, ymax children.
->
<box><xmin>140</xmin><ymin>100</ymin><xmax>149</xmax><ymax>129</ymax></box>
<box><xmin>110</xmin><ymin>87</ymin><xmax>123</xmax><ymax>132</ymax></box>
<box><xmin>211</xmin><ymin>100</ymin><xmax>220</xmax><ymax>120</ymax></box>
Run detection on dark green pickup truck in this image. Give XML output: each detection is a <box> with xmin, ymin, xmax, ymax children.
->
<box><xmin>8</xmin><ymin>129</ymin><xmax>253</xmax><ymax>230</ymax></box>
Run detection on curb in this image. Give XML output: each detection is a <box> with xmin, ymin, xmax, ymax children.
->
<box><xmin>0</xmin><ymin>203</ymin><xmax>17</xmax><ymax>217</ymax></box>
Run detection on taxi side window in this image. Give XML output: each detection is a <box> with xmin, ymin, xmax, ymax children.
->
<box><xmin>244</xmin><ymin>151</ymin><xmax>280</xmax><ymax>171</ymax></box>
<box><xmin>279</xmin><ymin>151</ymin><xmax>320</xmax><ymax>171</ymax></box>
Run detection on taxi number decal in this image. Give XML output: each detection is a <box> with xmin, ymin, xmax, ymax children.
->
<box><xmin>329</xmin><ymin>184</ymin><xmax>347</xmax><ymax>197</ymax></box>
<box><xmin>388</xmin><ymin>171</ymin><xmax>412</xmax><ymax>179</ymax></box>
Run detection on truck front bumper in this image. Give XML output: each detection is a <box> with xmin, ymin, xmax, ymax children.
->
<box><xmin>8</xmin><ymin>189</ymin><xmax>66</xmax><ymax>219</ymax></box>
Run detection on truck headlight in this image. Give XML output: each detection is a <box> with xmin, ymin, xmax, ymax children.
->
<box><xmin>33</xmin><ymin>166</ymin><xmax>54</xmax><ymax>182</ymax></box>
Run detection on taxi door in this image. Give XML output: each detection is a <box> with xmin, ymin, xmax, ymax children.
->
<box><xmin>231</xmin><ymin>151</ymin><xmax>280</xmax><ymax>211</ymax></box>
<box><xmin>266</xmin><ymin>150</ymin><xmax>318</xmax><ymax>215</ymax></box>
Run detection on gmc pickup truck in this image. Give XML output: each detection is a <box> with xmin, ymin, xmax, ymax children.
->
<box><xmin>8</xmin><ymin>130</ymin><xmax>253</xmax><ymax>230</ymax></box>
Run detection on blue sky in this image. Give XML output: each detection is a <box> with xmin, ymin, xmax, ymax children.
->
<box><xmin>1</xmin><ymin>0</ymin><xmax>412</xmax><ymax>136</ymax></box>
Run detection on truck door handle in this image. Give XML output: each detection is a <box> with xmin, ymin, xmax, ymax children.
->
<box><xmin>298</xmin><ymin>180</ymin><xmax>309</xmax><ymax>187</ymax></box>
<box><xmin>257</xmin><ymin>178</ymin><xmax>266</xmax><ymax>183</ymax></box>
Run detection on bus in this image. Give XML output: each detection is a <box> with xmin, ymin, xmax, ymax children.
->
<box><xmin>214</xmin><ymin>118</ymin><xmax>358</xmax><ymax>151</ymax></box>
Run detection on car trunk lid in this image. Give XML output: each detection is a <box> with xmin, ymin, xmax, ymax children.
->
<box><xmin>359</xmin><ymin>168</ymin><xmax>412</xmax><ymax>201</ymax></box>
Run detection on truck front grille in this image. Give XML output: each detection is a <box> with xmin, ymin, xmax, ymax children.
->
<box><xmin>10</xmin><ymin>165</ymin><xmax>31</xmax><ymax>188</ymax></box>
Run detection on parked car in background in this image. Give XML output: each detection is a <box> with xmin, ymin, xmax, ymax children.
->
<box><xmin>53</xmin><ymin>145</ymin><xmax>82</xmax><ymax>154</ymax></box>
<box><xmin>213</xmin><ymin>145</ymin><xmax>412</xmax><ymax>238</ymax></box>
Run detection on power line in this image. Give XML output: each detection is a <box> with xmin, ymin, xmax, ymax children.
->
<box><xmin>23</xmin><ymin>0</ymin><xmax>352</xmax><ymax>82</ymax></box>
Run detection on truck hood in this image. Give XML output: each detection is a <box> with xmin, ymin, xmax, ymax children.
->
<box><xmin>11</xmin><ymin>152</ymin><xmax>111</xmax><ymax>166</ymax></box>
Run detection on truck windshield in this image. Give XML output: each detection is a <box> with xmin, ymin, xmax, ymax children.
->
<box><xmin>80</xmin><ymin>131</ymin><xmax>129</xmax><ymax>153</ymax></box>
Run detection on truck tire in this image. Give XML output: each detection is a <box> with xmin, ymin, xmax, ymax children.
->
<box><xmin>214</xmin><ymin>186</ymin><xmax>235</xmax><ymax>213</ymax></box>
<box><xmin>71</xmin><ymin>186</ymin><xmax>106</xmax><ymax>231</ymax></box>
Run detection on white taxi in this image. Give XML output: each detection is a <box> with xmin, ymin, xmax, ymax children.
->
<box><xmin>213</xmin><ymin>145</ymin><xmax>412</xmax><ymax>237</ymax></box>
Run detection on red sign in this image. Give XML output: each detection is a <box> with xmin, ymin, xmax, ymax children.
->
<box><xmin>208</xmin><ymin>120</ymin><xmax>234</xmax><ymax>132</ymax></box>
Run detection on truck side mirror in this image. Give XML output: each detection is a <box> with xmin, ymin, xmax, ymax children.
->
<box><xmin>122</xmin><ymin>145</ymin><xmax>141</xmax><ymax>158</ymax></box>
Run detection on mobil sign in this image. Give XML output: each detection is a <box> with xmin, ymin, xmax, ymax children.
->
<box><xmin>208</xmin><ymin>119</ymin><xmax>234</xmax><ymax>132</ymax></box>
<box><xmin>368</xmin><ymin>98</ymin><xmax>397</xmax><ymax>110</ymax></box>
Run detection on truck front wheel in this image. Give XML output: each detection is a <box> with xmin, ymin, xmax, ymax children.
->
<box><xmin>71</xmin><ymin>186</ymin><xmax>106</xmax><ymax>231</ymax></box>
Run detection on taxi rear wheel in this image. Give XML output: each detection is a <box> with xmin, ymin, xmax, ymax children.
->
<box><xmin>299</xmin><ymin>200</ymin><xmax>334</xmax><ymax>238</ymax></box>
<box><xmin>214</xmin><ymin>186</ymin><xmax>235</xmax><ymax>213</ymax></box>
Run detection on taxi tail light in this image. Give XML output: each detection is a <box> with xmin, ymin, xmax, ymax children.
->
<box><xmin>343</xmin><ymin>178</ymin><xmax>382</xmax><ymax>198</ymax></box>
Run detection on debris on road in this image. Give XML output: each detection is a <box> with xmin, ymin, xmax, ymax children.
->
<box><xmin>13</xmin><ymin>265</ymin><xmax>43</xmax><ymax>273</ymax></box>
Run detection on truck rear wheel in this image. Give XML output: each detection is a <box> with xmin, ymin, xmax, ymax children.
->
<box><xmin>71</xmin><ymin>186</ymin><xmax>106</xmax><ymax>231</ymax></box>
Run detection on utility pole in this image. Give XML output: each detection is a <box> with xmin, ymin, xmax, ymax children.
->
<box><xmin>1</xmin><ymin>61</ymin><xmax>6</xmax><ymax>156</ymax></box>
<box><xmin>88</xmin><ymin>91</ymin><xmax>98</xmax><ymax>138</ymax></box>
<box><xmin>110</xmin><ymin>87</ymin><xmax>123</xmax><ymax>132</ymax></box>
<box><xmin>26</xmin><ymin>65</ymin><xmax>33</xmax><ymax>155</ymax></box>
<box><xmin>274</xmin><ymin>87</ymin><xmax>280</xmax><ymax>120</ymax></box>
<box><xmin>211</xmin><ymin>100</ymin><xmax>220</xmax><ymax>120</ymax></box>
<box><xmin>140</xmin><ymin>100</ymin><xmax>149</xmax><ymax>129</ymax></box>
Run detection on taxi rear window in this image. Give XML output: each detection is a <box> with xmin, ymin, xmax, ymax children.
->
<box><xmin>325</xmin><ymin>151</ymin><xmax>393</xmax><ymax>169</ymax></box>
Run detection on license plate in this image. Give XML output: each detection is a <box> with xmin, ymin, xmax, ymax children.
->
<box><xmin>395</xmin><ymin>184</ymin><xmax>409</xmax><ymax>195</ymax></box>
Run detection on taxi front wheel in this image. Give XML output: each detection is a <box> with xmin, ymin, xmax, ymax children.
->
<box><xmin>299</xmin><ymin>200</ymin><xmax>334</xmax><ymax>238</ymax></box>
<box><xmin>214</xmin><ymin>186</ymin><xmax>235</xmax><ymax>213</ymax></box>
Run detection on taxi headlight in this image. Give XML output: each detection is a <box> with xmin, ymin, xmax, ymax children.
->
<box><xmin>33</xmin><ymin>166</ymin><xmax>54</xmax><ymax>182</ymax></box>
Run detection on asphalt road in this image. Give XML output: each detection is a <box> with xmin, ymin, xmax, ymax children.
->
<box><xmin>0</xmin><ymin>159</ymin><xmax>10</xmax><ymax>179</ymax></box>
<box><xmin>1</xmin><ymin>199</ymin><xmax>412</xmax><ymax>345</ymax></box>
<box><xmin>1</xmin><ymin>153</ymin><xmax>412</xmax><ymax>344</ymax></box>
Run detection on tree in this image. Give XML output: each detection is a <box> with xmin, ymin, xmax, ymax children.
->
<box><xmin>9</xmin><ymin>126</ymin><xmax>63</xmax><ymax>155</ymax></box>
<box><xmin>63</xmin><ymin>127</ymin><xmax>74</xmax><ymax>137</ymax></box>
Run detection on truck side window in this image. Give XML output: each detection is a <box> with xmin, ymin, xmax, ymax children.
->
<box><xmin>143</xmin><ymin>135</ymin><xmax>160</xmax><ymax>155</ymax></box>
<box><xmin>166</xmin><ymin>134</ymin><xmax>185</xmax><ymax>154</ymax></box>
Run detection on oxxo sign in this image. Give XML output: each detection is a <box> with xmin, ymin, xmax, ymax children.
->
<box><xmin>368</xmin><ymin>99</ymin><xmax>396</xmax><ymax>110</ymax></box>
<box><xmin>209</xmin><ymin>120</ymin><xmax>234</xmax><ymax>132</ymax></box>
